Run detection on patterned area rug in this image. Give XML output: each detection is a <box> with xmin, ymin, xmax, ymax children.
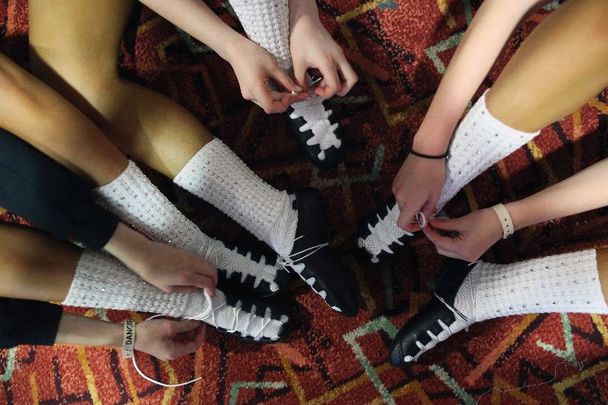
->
<box><xmin>2</xmin><ymin>0</ymin><xmax>608</xmax><ymax>403</ymax></box>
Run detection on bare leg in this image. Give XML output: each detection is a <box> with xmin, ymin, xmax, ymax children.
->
<box><xmin>29</xmin><ymin>0</ymin><xmax>213</xmax><ymax>178</ymax></box>
<box><xmin>0</xmin><ymin>224</ymin><xmax>78</xmax><ymax>302</ymax></box>
<box><xmin>596</xmin><ymin>248</ymin><xmax>608</xmax><ymax>304</ymax></box>
<box><xmin>487</xmin><ymin>0</ymin><xmax>608</xmax><ymax>131</ymax></box>
<box><xmin>0</xmin><ymin>54</ymin><xmax>127</xmax><ymax>185</ymax></box>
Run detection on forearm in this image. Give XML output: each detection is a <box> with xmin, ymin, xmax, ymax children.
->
<box><xmin>289</xmin><ymin>0</ymin><xmax>320</xmax><ymax>27</ymax></box>
<box><xmin>138</xmin><ymin>0</ymin><xmax>247</xmax><ymax>62</ymax></box>
<box><xmin>413</xmin><ymin>0</ymin><xmax>546</xmax><ymax>154</ymax></box>
<box><xmin>507</xmin><ymin>158</ymin><xmax>608</xmax><ymax>231</ymax></box>
<box><xmin>55</xmin><ymin>312</ymin><xmax>122</xmax><ymax>348</ymax></box>
<box><xmin>0</xmin><ymin>53</ymin><xmax>125</xmax><ymax>185</ymax></box>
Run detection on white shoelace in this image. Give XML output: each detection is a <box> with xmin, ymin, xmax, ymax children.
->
<box><xmin>359</xmin><ymin>203</ymin><xmax>412</xmax><ymax>263</ymax></box>
<box><xmin>198</xmin><ymin>239</ymin><xmax>279</xmax><ymax>292</ymax></box>
<box><xmin>131</xmin><ymin>293</ymin><xmax>278</xmax><ymax>387</ymax></box>
<box><xmin>290</xmin><ymin>96</ymin><xmax>341</xmax><ymax>161</ymax></box>
<box><xmin>277</xmin><ymin>235</ymin><xmax>329</xmax><ymax>273</ymax></box>
<box><xmin>404</xmin><ymin>294</ymin><xmax>472</xmax><ymax>363</ymax></box>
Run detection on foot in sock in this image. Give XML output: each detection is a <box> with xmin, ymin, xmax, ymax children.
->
<box><xmin>389</xmin><ymin>250</ymin><xmax>608</xmax><ymax>367</ymax></box>
<box><xmin>279</xmin><ymin>188</ymin><xmax>359</xmax><ymax>316</ymax></box>
<box><xmin>173</xmin><ymin>142</ymin><xmax>357</xmax><ymax>315</ymax></box>
<box><xmin>63</xmin><ymin>250</ymin><xmax>290</xmax><ymax>342</ymax></box>
<box><xmin>357</xmin><ymin>90</ymin><xmax>539</xmax><ymax>263</ymax></box>
<box><xmin>94</xmin><ymin>161</ymin><xmax>289</xmax><ymax>297</ymax></box>
<box><xmin>287</xmin><ymin>95</ymin><xmax>344</xmax><ymax>169</ymax></box>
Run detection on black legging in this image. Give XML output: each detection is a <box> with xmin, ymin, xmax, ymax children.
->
<box><xmin>0</xmin><ymin>128</ymin><xmax>120</xmax><ymax>348</ymax></box>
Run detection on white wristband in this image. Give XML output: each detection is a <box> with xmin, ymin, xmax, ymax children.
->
<box><xmin>490</xmin><ymin>203</ymin><xmax>514</xmax><ymax>239</ymax></box>
<box><xmin>122</xmin><ymin>320</ymin><xmax>135</xmax><ymax>359</ymax></box>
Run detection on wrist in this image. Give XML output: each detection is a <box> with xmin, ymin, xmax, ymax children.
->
<box><xmin>218</xmin><ymin>35</ymin><xmax>251</xmax><ymax>64</ymax></box>
<box><xmin>289</xmin><ymin>0</ymin><xmax>320</xmax><ymax>29</ymax></box>
<box><xmin>103</xmin><ymin>223</ymin><xmax>154</xmax><ymax>276</ymax></box>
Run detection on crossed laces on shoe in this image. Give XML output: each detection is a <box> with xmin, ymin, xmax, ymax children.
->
<box><xmin>277</xmin><ymin>235</ymin><xmax>329</xmax><ymax>296</ymax></box>
<box><xmin>131</xmin><ymin>292</ymin><xmax>278</xmax><ymax>388</ymax></box>
<box><xmin>403</xmin><ymin>293</ymin><xmax>472</xmax><ymax>363</ymax></box>
<box><xmin>290</xmin><ymin>96</ymin><xmax>341</xmax><ymax>161</ymax></box>
<box><xmin>360</xmin><ymin>204</ymin><xmax>413</xmax><ymax>263</ymax></box>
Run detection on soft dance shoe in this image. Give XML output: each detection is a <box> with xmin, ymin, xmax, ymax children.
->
<box><xmin>389</xmin><ymin>259</ymin><xmax>473</xmax><ymax>367</ymax></box>
<box><xmin>287</xmin><ymin>96</ymin><xmax>344</xmax><ymax>169</ymax></box>
<box><xmin>279</xmin><ymin>188</ymin><xmax>359</xmax><ymax>316</ymax></box>
<box><xmin>190</xmin><ymin>289</ymin><xmax>290</xmax><ymax>342</ymax></box>
<box><xmin>357</xmin><ymin>199</ymin><xmax>411</xmax><ymax>264</ymax></box>
<box><xmin>208</xmin><ymin>240</ymin><xmax>290</xmax><ymax>297</ymax></box>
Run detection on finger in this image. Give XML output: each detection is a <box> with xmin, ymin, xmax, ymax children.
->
<box><xmin>192</xmin><ymin>324</ymin><xmax>206</xmax><ymax>346</ymax></box>
<box><xmin>293</xmin><ymin>60</ymin><xmax>309</xmax><ymax>89</ymax></box>
<box><xmin>428</xmin><ymin>216</ymin><xmax>460</xmax><ymax>231</ymax></box>
<box><xmin>253</xmin><ymin>85</ymin><xmax>284</xmax><ymax>114</ymax></box>
<box><xmin>271</xmin><ymin>67</ymin><xmax>303</xmax><ymax>94</ymax></box>
<box><xmin>396</xmin><ymin>201</ymin><xmax>422</xmax><ymax>233</ymax></box>
<box><xmin>436</xmin><ymin>246</ymin><xmax>460</xmax><ymax>260</ymax></box>
<box><xmin>183</xmin><ymin>273</ymin><xmax>216</xmax><ymax>296</ymax></box>
<box><xmin>170</xmin><ymin>341</ymin><xmax>200</xmax><ymax>359</ymax></box>
<box><xmin>169</xmin><ymin>319</ymin><xmax>201</xmax><ymax>335</ymax></box>
<box><xmin>336</xmin><ymin>62</ymin><xmax>358</xmax><ymax>96</ymax></box>
<box><xmin>166</xmin><ymin>286</ymin><xmax>196</xmax><ymax>294</ymax></box>
<box><xmin>316</xmin><ymin>64</ymin><xmax>341</xmax><ymax>98</ymax></box>
<box><xmin>423</xmin><ymin>225</ymin><xmax>459</xmax><ymax>252</ymax></box>
<box><xmin>421</xmin><ymin>195</ymin><xmax>439</xmax><ymax>222</ymax></box>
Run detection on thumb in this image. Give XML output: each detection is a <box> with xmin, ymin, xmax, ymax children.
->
<box><xmin>271</xmin><ymin>66</ymin><xmax>303</xmax><ymax>93</ymax></box>
<box><xmin>292</xmin><ymin>60</ymin><xmax>309</xmax><ymax>89</ymax></box>
<box><xmin>428</xmin><ymin>216</ymin><xmax>459</xmax><ymax>231</ymax></box>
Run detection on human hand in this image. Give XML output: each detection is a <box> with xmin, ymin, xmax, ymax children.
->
<box><xmin>135</xmin><ymin>319</ymin><xmax>206</xmax><ymax>361</ymax></box>
<box><xmin>133</xmin><ymin>241</ymin><xmax>218</xmax><ymax>295</ymax></box>
<box><xmin>392</xmin><ymin>154</ymin><xmax>445</xmax><ymax>233</ymax></box>
<box><xmin>226</xmin><ymin>38</ymin><xmax>306</xmax><ymax>114</ymax></box>
<box><xmin>290</xmin><ymin>15</ymin><xmax>357</xmax><ymax>98</ymax></box>
<box><xmin>422</xmin><ymin>208</ymin><xmax>503</xmax><ymax>262</ymax></box>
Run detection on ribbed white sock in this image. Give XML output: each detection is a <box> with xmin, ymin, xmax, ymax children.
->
<box><xmin>63</xmin><ymin>250</ymin><xmax>286</xmax><ymax>339</ymax></box>
<box><xmin>94</xmin><ymin>161</ymin><xmax>282</xmax><ymax>291</ymax></box>
<box><xmin>63</xmin><ymin>250</ymin><xmax>208</xmax><ymax>319</ymax></box>
<box><xmin>228</xmin><ymin>0</ymin><xmax>292</xmax><ymax>70</ymax></box>
<box><xmin>453</xmin><ymin>250</ymin><xmax>608</xmax><ymax>322</ymax></box>
<box><xmin>173</xmin><ymin>139</ymin><xmax>298</xmax><ymax>257</ymax></box>
<box><xmin>437</xmin><ymin>90</ymin><xmax>540</xmax><ymax>209</ymax></box>
<box><xmin>359</xmin><ymin>91</ymin><xmax>541</xmax><ymax>261</ymax></box>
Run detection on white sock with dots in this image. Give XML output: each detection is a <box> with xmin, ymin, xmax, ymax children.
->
<box><xmin>94</xmin><ymin>161</ymin><xmax>283</xmax><ymax>292</ymax></box>
<box><xmin>453</xmin><ymin>250</ymin><xmax>608</xmax><ymax>322</ymax></box>
<box><xmin>228</xmin><ymin>0</ymin><xmax>292</xmax><ymax>70</ymax></box>
<box><xmin>437</xmin><ymin>90</ymin><xmax>540</xmax><ymax>209</ymax></box>
<box><xmin>173</xmin><ymin>139</ymin><xmax>297</xmax><ymax>257</ymax></box>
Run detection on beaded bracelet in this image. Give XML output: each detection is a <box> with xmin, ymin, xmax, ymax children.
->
<box><xmin>490</xmin><ymin>203</ymin><xmax>514</xmax><ymax>239</ymax></box>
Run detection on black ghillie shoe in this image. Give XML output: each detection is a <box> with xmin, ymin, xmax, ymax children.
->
<box><xmin>279</xmin><ymin>188</ymin><xmax>358</xmax><ymax>316</ymax></box>
<box><xmin>287</xmin><ymin>96</ymin><xmax>344</xmax><ymax>169</ymax></box>
<box><xmin>357</xmin><ymin>199</ymin><xmax>411</xmax><ymax>264</ymax></box>
<box><xmin>210</xmin><ymin>240</ymin><xmax>290</xmax><ymax>297</ymax></box>
<box><xmin>389</xmin><ymin>259</ymin><xmax>474</xmax><ymax>367</ymax></box>
<box><xmin>191</xmin><ymin>290</ymin><xmax>290</xmax><ymax>343</ymax></box>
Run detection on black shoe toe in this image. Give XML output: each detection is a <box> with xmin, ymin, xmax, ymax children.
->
<box><xmin>286</xmin><ymin>188</ymin><xmax>359</xmax><ymax>316</ymax></box>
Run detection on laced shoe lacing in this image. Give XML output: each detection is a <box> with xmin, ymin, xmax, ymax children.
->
<box><xmin>290</xmin><ymin>95</ymin><xmax>341</xmax><ymax>161</ymax></box>
<box><xmin>358</xmin><ymin>203</ymin><xmax>412</xmax><ymax>263</ymax></box>
<box><xmin>277</xmin><ymin>236</ymin><xmax>342</xmax><ymax>310</ymax></box>
<box><xmin>201</xmin><ymin>240</ymin><xmax>281</xmax><ymax>293</ymax></box>
<box><xmin>403</xmin><ymin>294</ymin><xmax>472</xmax><ymax>363</ymax></box>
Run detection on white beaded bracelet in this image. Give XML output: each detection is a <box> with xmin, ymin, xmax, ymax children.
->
<box><xmin>490</xmin><ymin>203</ymin><xmax>514</xmax><ymax>239</ymax></box>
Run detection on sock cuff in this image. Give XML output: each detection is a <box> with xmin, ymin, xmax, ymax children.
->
<box><xmin>94</xmin><ymin>160</ymin><xmax>208</xmax><ymax>254</ymax></box>
<box><xmin>473</xmin><ymin>90</ymin><xmax>540</xmax><ymax>138</ymax></box>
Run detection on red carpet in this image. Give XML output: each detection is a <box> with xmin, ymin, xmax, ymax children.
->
<box><xmin>2</xmin><ymin>0</ymin><xmax>608</xmax><ymax>403</ymax></box>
